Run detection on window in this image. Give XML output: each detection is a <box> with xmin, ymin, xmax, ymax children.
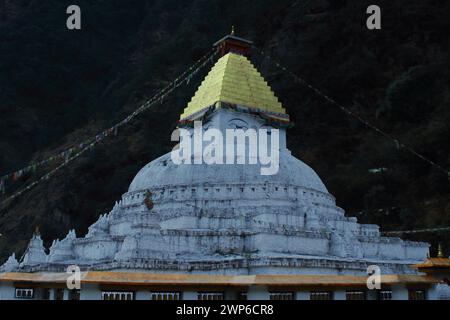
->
<box><xmin>151</xmin><ymin>292</ymin><xmax>181</xmax><ymax>300</ymax></box>
<box><xmin>15</xmin><ymin>288</ymin><xmax>34</xmax><ymax>299</ymax></box>
<box><xmin>408</xmin><ymin>290</ymin><xmax>426</xmax><ymax>300</ymax></box>
<box><xmin>378</xmin><ymin>290</ymin><xmax>392</xmax><ymax>300</ymax></box>
<box><xmin>269</xmin><ymin>292</ymin><xmax>294</xmax><ymax>300</ymax></box>
<box><xmin>310</xmin><ymin>291</ymin><xmax>332</xmax><ymax>300</ymax></box>
<box><xmin>346</xmin><ymin>291</ymin><xmax>366</xmax><ymax>300</ymax></box>
<box><xmin>102</xmin><ymin>291</ymin><xmax>134</xmax><ymax>300</ymax></box>
<box><xmin>198</xmin><ymin>292</ymin><xmax>224</xmax><ymax>300</ymax></box>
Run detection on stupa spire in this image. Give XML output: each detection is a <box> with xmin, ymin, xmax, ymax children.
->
<box><xmin>180</xmin><ymin>32</ymin><xmax>289</xmax><ymax>125</ymax></box>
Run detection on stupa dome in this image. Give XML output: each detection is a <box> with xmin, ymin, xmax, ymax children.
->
<box><xmin>128</xmin><ymin>150</ymin><xmax>328</xmax><ymax>194</ymax></box>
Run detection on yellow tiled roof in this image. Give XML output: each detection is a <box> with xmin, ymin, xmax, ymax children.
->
<box><xmin>180</xmin><ymin>53</ymin><xmax>286</xmax><ymax>121</ymax></box>
<box><xmin>413</xmin><ymin>258</ymin><xmax>450</xmax><ymax>269</ymax></box>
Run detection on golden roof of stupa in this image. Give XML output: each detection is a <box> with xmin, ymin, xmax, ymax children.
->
<box><xmin>180</xmin><ymin>52</ymin><xmax>287</xmax><ymax>121</ymax></box>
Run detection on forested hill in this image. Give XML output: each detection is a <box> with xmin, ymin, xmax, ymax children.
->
<box><xmin>0</xmin><ymin>0</ymin><xmax>449</xmax><ymax>262</ymax></box>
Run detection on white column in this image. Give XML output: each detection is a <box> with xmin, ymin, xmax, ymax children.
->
<box><xmin>247</xmin><ymin>286</ymin><xmax>269</xmax><ymax>300</ymax></box>
<box><xmin>391</xmin><ymin>285</ymin><xmax>408</xmax><ymax>300</ymax></box>
<box><xmin>182</xmin><ymin>291</ymin><xmax>198</xmax><ymax>300</ymax></box>
<box><xmin>0</xmin><ymin>282</ymin><xmax>16</xmax><ymax>300</ymax></box>
<box><xmin>135</xmin><ymin>291</ymin><xmax>149</xmax><ymax>300</ymax></box>
<box><xmin>0</xmin><ymin>282</ymin><xmax>4</xmax><ymax>300</ymax></box>
<box><xmin>63</xmin><ymin>289</ymin><xmax>70</xmax><ymax>300</ymax></box>
<box><xmin>49</xmin><ymin>288</ymin><xmax>56</xmax><ymax>300</ymax></box>
<box><xmin>295</xmin><ymin>291</ymin><xmax>309</xmax><ymax>300</ymax></box>
<box><xmin>426</xmin><ymin>285</ymin><xmax>437</xmax><ymax>300</ymax></box>
<box><xmin>333</xmin><ymin>290</ymin><xmax>346</xmax><ymax>300</ymax></box>
<box><xmin>79</xmin><ymin>283</ymin><xmax>101</xmax><ymax>300</ymax></box>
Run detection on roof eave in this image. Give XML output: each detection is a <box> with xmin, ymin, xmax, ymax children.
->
<box><xmin>213</xmin><ymin>35</ymin><xmax>254</xmax><ymax>47</ymax></box>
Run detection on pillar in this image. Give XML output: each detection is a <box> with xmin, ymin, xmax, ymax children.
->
<box><xmin>391</xmin><ymin>285</ymin><xmax>408</xmax><ymax>300</ymax></box>
<box><xmin>295</xmin><ymin>291</ymin><xmax>309</xmax><ymax>300</ymax></box>
<box><xmin>182</xmin><ymin>291</ymin><xmax>198</xmax><ymax>300</ymax></box>
<box><xmin>49</xmin><ymin>288</ymin><xmax>56</xmax><ymax>300</ymax></box>
<box><xmin>79</xmin><ymin>283</ymin><xmax>101</xmax><ymax>300</ymax></box>
<box><xmin>63</xmin><ymin>289</ymin><xmax>69</xmax><ymax>300</ymax></box>
<box><xmin>247</xmin><ymin>286</ymin><xmax>269</xmax><ymax>300</ymax></box>
<box><xmin>333</xmin><ymin>290</ymin><xmax>346</xmax><ymax>300</ymax></box>
<box><xmin>427</xmin><ymin>284</ymin><xmax>441</xmax><ymax>300</ymax></box>
<box><xmin>0</xmin><ymin>282</ymin><xmax>16</xmax><ymax>300</ymax></box>
<box><xmin>135</xmin><ymin>291</ymin><xmax>149</xmax><ymax>300</ymax></box>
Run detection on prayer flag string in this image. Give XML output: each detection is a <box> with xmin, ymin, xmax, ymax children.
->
<box><xmin>258</xmin><ymin>50</ymin><xmax>450</xmax><ymax>178</ymax></box>
<box><xmin>0</xmin><ymin>48</ymin><xmax>217</xmax><ymax>205</ymax></box>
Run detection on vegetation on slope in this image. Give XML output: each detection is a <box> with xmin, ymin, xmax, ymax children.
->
<box><xmin>0</xmin><ymin>0</ymin><xmax>449</xmax><ymax>261</ymax></box>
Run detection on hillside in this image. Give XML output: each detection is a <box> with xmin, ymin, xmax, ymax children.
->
<box><xmin>0</xmin><ymin>0</ymin><xmax>449</xmax><ymax>262</ymax></box>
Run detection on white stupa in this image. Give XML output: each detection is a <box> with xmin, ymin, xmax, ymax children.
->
<box><xmin>1</xmin><ymin>34</ymin><xmax>429</xmax><ymax>276</ymax></box>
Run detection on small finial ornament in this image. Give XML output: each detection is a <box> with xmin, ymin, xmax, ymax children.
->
<box><xmin>231</xmin><ymin>25</ymin><xmax>235</xmax><ymax>35</ymax></box>
<box><xmin>34</xmin><ymin>225</ymin><xmax>40</xmax><ymax>235</ymax></box>
<box><xmin>437</xmin><ymin>243</ymin><xmax>444</xmax><ymax>258</ymax></box>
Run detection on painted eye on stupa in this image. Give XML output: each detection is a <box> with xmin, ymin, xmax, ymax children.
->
<box><xmin>228</xmin><ymin>118</ymin><xmax>248</xmax><ymax>130</ymax></box>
